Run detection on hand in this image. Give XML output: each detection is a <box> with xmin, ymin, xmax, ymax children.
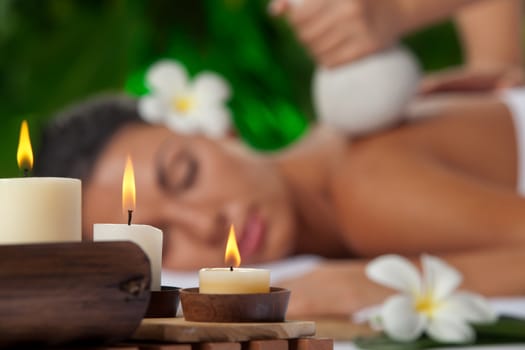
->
<box><xmin>278</xmin><ymin>260</ymin><xmax>392</xmax><ymax>318</ymax></box>
<box><xmin>419</xmin><ymin>65</ymin><xmax>525</xmax><ymax>95</ymax></box>
<box><xmin>269</xmin><ymin>0</ymin><xmax>402</xmax><ymax>68</ymax></box>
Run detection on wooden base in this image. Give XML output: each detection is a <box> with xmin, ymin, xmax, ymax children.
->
<box><xmin>0</xmin><ymin>241</ymin><xmax>151</xmax><ymax>348</ymax></box>
<box><xmin>54</xmin><ymin>337</ymin><xmax>334</xmax><ymax>350</ymax></box>
<box><xmin>132</xmin><ymin>317</ymin><xmax>316</xmax><ymax>343</ymax></box>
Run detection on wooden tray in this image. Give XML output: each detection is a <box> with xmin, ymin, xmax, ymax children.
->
<box><xmin>132</xmin><ymin>317</ymin><xmax>316</xmax><ymax>343</ymax></box>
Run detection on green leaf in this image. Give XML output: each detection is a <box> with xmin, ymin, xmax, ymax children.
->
<box><xmin>354</xmin><ymin>335</ymin><xmax>442</xmax><ymax>350</ymax></box>
<box><xmin>474</xmin><ymin>316</ymin><xmax>525</xmax><ymax>342</ymax></box>
<box><xmin>354</xmin><ymin>316</ymin><xmax>525</xmax><ymax>350</ymax></box>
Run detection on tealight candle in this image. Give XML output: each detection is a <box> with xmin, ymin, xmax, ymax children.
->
<box><xmin>199</xmin><ymin>225</ymin><xmax>270</xmax><ymax>294</ymax></box>
<box><xmin>93</xmin><ymin>156</ymin><xmax>163</xmax><ymax>291</ymax></box>
<box><xmin>0</xmin><ymin>120</ymin><xmax>81</xmax><ymax>244</ymax></box>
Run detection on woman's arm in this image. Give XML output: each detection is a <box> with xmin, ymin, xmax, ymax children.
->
<box><xmin>281</xmin><ymin>244</ymin><xmax>525</xmax><ymax>317</ymax></box>
<box><xmin>270</xmin><ymin>0</ymin><xmax>480</xmax><ymax>67</ymax></box>
<box><xmin>395</xmin><ymin>0</ymin><xmax>477</xmax><ymax>33</ymax></box>
<box><xmin>457</xmin><ymin>0</ymin><xmax>523</xmax><ymax>69</ymax></box>
<box><xmin>421</xmin><ymin>0</ymin><xmax>524</xmax><ymax>94</ymax></box>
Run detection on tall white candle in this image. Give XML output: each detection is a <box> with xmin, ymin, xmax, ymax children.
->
<box><xmin>0</xmin><ymin>120</ymin><xmax>81</xmax><ymax>244</ymax></box>
<box><xmin>94</xmin><ymin>223</ymin><xmax>162</xmax><ymax>291</ymax></box>
<box><xmin>199</xmin><ymin>225</ymin><xmax>270</xmax><ymax>294</ymax></box>
<box><xmin>0</xmin><ymin>178</ymin><xmax>81</xmax><ymax>244</ymax></box>
<box><xmin>93</xmin><ymin>155</ymin><xmax>163</xmax><ymax>291</ymax></box>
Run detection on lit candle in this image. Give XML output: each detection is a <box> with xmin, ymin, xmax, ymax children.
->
<box><xmin>0</xmin><ymin>120</ymin><xmax>81</xmax><ymax>244</ymax></box>
<box><xmin>199</xmin><ymin>225</ymin><xmax>270</xmax><ymax>294</ymax></box>
<box><xmin>93</xmin><ymin>155</ymin><xmax>163</xmax><ymax>291</ymax></box>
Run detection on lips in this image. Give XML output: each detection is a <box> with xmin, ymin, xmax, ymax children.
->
<box><xmin>238</xmin><ymin>212</ymin><xmax>266</xmax><ymax>260</ymax></box>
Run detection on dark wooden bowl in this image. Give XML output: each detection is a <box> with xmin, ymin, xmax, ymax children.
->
<box><xmin>145</xmin><ymin>286</ymin><xmax>180</xmax><ymax>318</ymax></box>
<box><xmin>180</xmin><ymin>287</ymin><xmax>290</xmax><ymax>323</ymax></box>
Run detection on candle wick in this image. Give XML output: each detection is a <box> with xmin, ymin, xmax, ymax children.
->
<box><xmin>230</xmin><ymin>266</ymin><xmax>233</xmax><ymax>271</ymax></box>
<box><xmin>23</xmin><ymin>168</ymin><xmax>29</xmax><ymax>177</ymax></box>
<box><xmin>127</xmin><ymin>209</ymin><xmax>133</xmax><ymax>225</ymax></box>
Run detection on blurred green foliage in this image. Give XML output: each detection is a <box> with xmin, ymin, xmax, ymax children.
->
<box><xmin>0</xmin><ymin>0</ymin><xmax>462</xmax><ymax>177</ymax></box>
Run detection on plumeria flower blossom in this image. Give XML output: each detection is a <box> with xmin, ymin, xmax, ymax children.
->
<box><xmin>366</xmin><ymin>254</ymin><xmax>497</xmax><ymax>343</ymax></box>
<box><xmin>138</xmin><ymin>60</ymin><xmax>232</xmax><ymax>138</ymax></box>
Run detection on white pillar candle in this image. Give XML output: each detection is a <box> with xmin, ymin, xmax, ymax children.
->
<box><xmin>0</xmin><ymin>120</ymin><xmax>81</xmax><ymax>244</ymax></box>
<box><xmin>94</xmin><ymin>223</ymin><xmax>163</xmax><ymax>291</ymax></box>
<box><xmin>199</xmin><ymin>224</ymin><xmax>270</xmax><ymax>294</ymax></box>
<box><xmin>0</xmin><ymin>177</ymin><xmax>81</xmax><ymax>244</ymax></box>
<box><xmin>93</xmin><ymin>155</ymin><xmax>163</xmax><ymax>291</ymax></box>
<box><xmin>199</xmin><ymin>267</ymin><xmax>270</xmax><ymax>294</ymax></box>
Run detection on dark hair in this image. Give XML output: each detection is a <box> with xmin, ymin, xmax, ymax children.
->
<box><xmin>34</xmin><ymin>94</ymin><xmax>145</xmax><ymax>182</ymax></box>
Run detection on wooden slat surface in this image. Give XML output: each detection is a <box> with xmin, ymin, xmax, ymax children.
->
<box><xmin>132</xmin><ymin>318</ymin><xmax>316</xmax><ymax>343</ymax></box>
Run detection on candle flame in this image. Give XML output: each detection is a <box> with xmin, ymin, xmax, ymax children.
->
<box><xmin>225</xmin><ymin>224</ymin><xmax>241</xmax><ymax>268</ymax></box>
<box><xmin>122</xmin><ymin>155</ymin><xmax>136</xmax><ymax>213</ymax></box>
<box><xmin>17</xmin><ymin>120</ymin><xmax>33</xmax><ymax>171</ymax></box>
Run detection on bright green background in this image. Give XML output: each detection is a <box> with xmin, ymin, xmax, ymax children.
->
<box><xmin>0</xmin><ymin>0</ymin><xmax>462</xmax><ymax>177</ymax></box>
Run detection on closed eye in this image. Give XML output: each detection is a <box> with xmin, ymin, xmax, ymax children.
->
<box><xmin>155</xmin><ymin>139</ymin><xmax>199</xmax><ymax>194</ymax></box>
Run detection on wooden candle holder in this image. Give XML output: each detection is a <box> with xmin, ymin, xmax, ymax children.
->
<box><xmin>180</xmin><ymin>287</ymin><xmax>290</xmax><ymax>322</ymax></box>
<box><xmin>0</xmin><ymin>241</ymin><xmax>151</xmax><ymax>348</ymax></box>
<box><xmin>145</xmin><ymin>286</ymin><xmax>180</xmax><ymax>318</ymax></box>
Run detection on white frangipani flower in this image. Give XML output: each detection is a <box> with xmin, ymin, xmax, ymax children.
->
<box><xmin>366</xmin><ymin>254</ymin><xmax>497</xmax><ymax>343</ymax></box>
<box><xmin>138</xmin><ymin>59</ymin><xmax>231</xmax><ymax>138</ymax></box>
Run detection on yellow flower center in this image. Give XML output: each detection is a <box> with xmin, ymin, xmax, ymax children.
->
<box><xmin>415</xmin><ymin>295</ymin><xmax>440</xmax><ymax>317</ymax></box>
<box><xmin>172</xmin><ymin>96</ymin><xmax>194</xmax><ymax>114</ymax></box>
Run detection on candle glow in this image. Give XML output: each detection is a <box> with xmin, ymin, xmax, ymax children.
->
<box><xmin>17</xmin><ymin>120</ymin><xmax>33</xmax><ymax>172</ymax></box>
<box><xmin>122</xmin><ymin>155</ymin><xmax>136</xmax><ymax>214</ymax></box>
<box><xmin>225</xmin><ymin>224</ymin><xmax>241</xmax><ymax>268</ymax></box>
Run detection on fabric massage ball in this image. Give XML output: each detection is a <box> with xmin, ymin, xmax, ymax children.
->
<box><xmin>313</xmin><ymin>46</ymin><xmax>421</xmax><ymax>135</ymax></box>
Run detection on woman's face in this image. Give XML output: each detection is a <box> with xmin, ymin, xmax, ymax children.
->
<box><xmin>84</xmin><ymin>124</ymin><xmax>297</xmax><ymax>269</ymax></box>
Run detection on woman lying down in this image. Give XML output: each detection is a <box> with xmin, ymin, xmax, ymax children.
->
<box><xmin>35</xmin><ymin>90</ymin><xmax>525</xmax><ymax>319</ymax></box>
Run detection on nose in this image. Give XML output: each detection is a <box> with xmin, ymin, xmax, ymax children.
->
<box><xmin>159</xmin><ymin>201</ymin><xmax>228</xmax><ymax>245</ymax></box>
